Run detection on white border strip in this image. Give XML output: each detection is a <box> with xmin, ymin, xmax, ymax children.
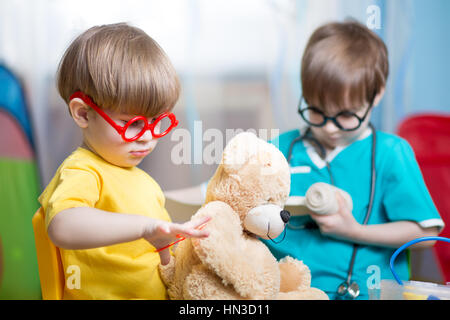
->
<box><xmin>419</xmin><ymin>219</ymin><xmax>445</xmax><ymax>231</ymax></box>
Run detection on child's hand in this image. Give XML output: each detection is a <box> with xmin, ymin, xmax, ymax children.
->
<box><xmin>143</xmin><ymin>216</ymin><xmax>211</xmax><ymax>265</ymax></box>
<box><xmin>309</xmin><ymin>192</ymin><xmax>361</xmax><ymax>241</ymax></box>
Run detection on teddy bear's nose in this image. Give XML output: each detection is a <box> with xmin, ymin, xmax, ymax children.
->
<box><xmin>280</xmin><ymin>210</ymin><xmax>290</xmax><ymax>223</ymax></box>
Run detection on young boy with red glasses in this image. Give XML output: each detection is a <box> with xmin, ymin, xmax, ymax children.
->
<box><xmin>262</xmin><ymin>20</ymin><xmax>444</xmax><ymax>299</ymax></box>
<box><xmin>38</xmin><ymin>23</ymin><xmax>209</xmax><ymax>300</ymax></box>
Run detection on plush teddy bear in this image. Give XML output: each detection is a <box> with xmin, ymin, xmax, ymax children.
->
<box><xmin>159</xmin><ymin>132</ymin><xmax>328</xmax><ymax>300</ymax></box>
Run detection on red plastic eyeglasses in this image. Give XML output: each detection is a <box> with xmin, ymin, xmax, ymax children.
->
<box><xmin>69</xmin><ymin>91</ymin><xmax>179</xmax><ymax>142</ymax></box>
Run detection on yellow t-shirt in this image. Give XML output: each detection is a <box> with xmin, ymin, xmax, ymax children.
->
<box><xmin>38</xmin><ymin>147</ymin><xmax>171</xmax><ymax>300</ymax></box>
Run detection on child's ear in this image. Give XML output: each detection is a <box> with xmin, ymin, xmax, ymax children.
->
<box><xmin>372</xmin><ymin>87</ymin><xmax>385</xmax><ymax>107</ymax></box>
<box><xmin>69</xmin><ymin>98</ymin><xmax>90</xmax><ymax>128</ymax></box>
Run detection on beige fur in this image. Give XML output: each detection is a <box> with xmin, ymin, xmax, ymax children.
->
<box><xmin>159</xmin><ymin>132</ymin><xmax>328</xmax><ymax>300</ymax></box>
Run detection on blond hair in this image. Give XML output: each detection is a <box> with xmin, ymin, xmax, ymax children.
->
<box><xmin>301</xmin><ymin>20</ymin><xmax>389</xmax><ymax>112</ymax></box>
<box><xmin>57</xmin><ymin>23</ymin><xmax>180</xmax><ymax>117</ymax></box>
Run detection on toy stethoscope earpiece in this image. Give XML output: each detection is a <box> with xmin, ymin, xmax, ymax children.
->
<box><xmin>390</xmin><ymin>236</ymin><xmax>450</xmax><ymax>285</ymax></box>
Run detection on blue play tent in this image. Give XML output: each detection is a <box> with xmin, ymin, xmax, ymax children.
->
<box><xmin>0</xmin><ymin>64</ymin><xmax>41</xmax><ymax>299</ymax></box>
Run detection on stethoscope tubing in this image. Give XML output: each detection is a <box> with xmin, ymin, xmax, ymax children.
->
<box><xmin>390</xmin><ymin>236</ymin><xmax>450</xmax><ymax>285</ymax></box>
<box><xmin>286</xmin><ymin>123</ymin><xmax>377</xmax><ymax>298</ymax></box>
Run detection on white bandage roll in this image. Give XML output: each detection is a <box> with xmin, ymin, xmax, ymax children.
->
<box><xmin>305</xmin><ymin>182</ymin><xmax>353</xmax><ymax>215</ymax></box>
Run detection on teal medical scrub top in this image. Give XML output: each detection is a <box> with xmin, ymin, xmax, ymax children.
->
<box><xmin>263</xmin><ymin>128</ymin><xmax>444</xmax><ymax>299</ymax></box>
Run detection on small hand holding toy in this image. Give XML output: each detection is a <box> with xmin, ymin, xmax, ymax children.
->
<box><xmin>154</xmin><ymin>220</ymin><xmax>210</xmax><ymax>253</ymax></box>
<box><xmin>305</xmin><ymin>183</ymin><xmax>361</xmax><ymax>240</ymax></box>
<box><xmin>145</xmin><ymin>216</ymin><xmax>211</xmax><ymax>265</ymax></box>
<box><xmin>305</xmin><ymin>182</ymin><xmax>353</xmax><ymax>215</ymax></box>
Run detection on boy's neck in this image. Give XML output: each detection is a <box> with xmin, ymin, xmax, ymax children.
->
<box><xmin>80</xmin><ymin>141</ymin><xmax>104</xmax><ymax>162</ymax></box>
<box><xmin>81</xmin><ymin>141</ymin><xmax>95</xmax><ymax>155</ymax></box>
<box><xmin>309</xmin><ymin>126</ymin><xmax>372</xmax><ymax>159</ymax></box>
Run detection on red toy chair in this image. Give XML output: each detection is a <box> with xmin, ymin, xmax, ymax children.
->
<box><xmin>397</xmin><ymin>113</ymin><xmax>450</xmax><ymax>283</ymax></box>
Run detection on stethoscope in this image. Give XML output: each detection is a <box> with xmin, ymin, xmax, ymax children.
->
<box><xmin>286</xmin><ymin>123</ymin><xmax>377</xmax><ymax>299</ymax></box>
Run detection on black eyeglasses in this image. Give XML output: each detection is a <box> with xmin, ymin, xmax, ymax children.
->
<box><xmin>297</xmin><ymin>97</ymin><xmax>374</xmax><ymax>132</ymax></box>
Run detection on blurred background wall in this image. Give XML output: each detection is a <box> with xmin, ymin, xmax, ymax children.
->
<box><xmin>0</xmin><ymin>0</ymin><xmax>448</xmax><ymax>298</ymax></box>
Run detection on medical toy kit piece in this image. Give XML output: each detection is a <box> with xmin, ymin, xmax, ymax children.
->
<box><xmin>370</xmin><ymin>236</ymin><xmax>450</xmax><ymax>300</ymax></box>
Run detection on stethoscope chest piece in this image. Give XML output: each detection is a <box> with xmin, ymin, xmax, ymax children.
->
<box><xmin>337</xmin><ymin>281</ymin><xmax>360</xmax><ymax>299</ymax></box>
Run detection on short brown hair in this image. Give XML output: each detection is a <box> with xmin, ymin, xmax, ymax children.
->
<box><xmin>301</xmin><ymin>20</ymin><xmax>389</xmax><ymax>113</ymax></box>
<box><xmin>57</xmin><ymin>23</ymin><xmax>180</xmax><ymax>117</ymax></box>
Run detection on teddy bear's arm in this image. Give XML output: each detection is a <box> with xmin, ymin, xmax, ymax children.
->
<box><xmin>191</xmin><ymin>201</ymin><xmax>279</xmax><ymax>299</ymax></box>
<box><xmin>159</xmin><ymin>255</ymin><xmax>175</xmax><ymax>287</ymax></box>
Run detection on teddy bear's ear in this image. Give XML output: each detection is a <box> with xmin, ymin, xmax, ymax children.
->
<box><xmin>222</xmin><ymin>132</ymin><xmax>260</xmax><ymax>174</ymax></box>
<box><xmin>222</xmin><ymin>132</ymin><xmax>287</xmax><ymax>177</ymax></box>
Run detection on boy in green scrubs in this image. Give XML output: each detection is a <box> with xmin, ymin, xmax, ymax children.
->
<box><xmin>263</xmin><ymin>20</ymin><xmax>443</xmax><ymax>299</ymax></box>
